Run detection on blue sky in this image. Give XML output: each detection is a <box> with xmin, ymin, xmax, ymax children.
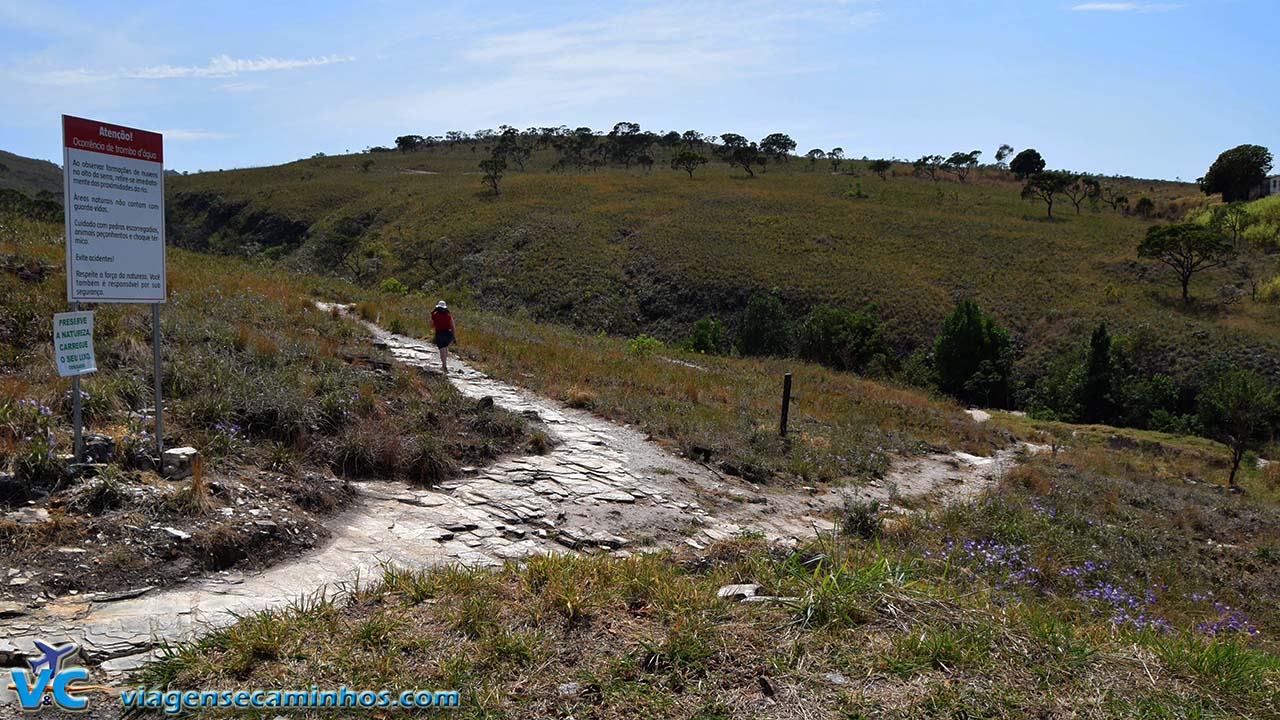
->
<box><xmin>4</xmin><ymin>0</ymin><xmax>1276</xmax><ymax>180</ymax></box>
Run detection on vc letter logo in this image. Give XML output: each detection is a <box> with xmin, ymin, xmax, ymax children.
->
<box><xmin>9</xmin><ymin>640</ymin><xmax>89</xmax><ymax>712</ymax></box>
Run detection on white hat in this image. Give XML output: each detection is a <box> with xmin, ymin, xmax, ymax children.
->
<box><xmin>435</xmin><ymin>300</ymin><xmax>448</xmax><ymax>309</ymax></box>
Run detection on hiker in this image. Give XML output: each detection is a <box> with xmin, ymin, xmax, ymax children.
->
<box><xmin>430</xmin><ymin>300</ymin><xmax>455</xmax><ymax>373</ymax></box>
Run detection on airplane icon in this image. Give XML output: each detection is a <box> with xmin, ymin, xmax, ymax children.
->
<box><xmin>27</xmin><ymin>640</ymin><xmax>80</xmax><ymax>675</ymax></box>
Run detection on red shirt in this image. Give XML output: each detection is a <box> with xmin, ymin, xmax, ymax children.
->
<box><xmin>431</xmin><ymin>309</ymin><xmax>454</xmax><ymax>332</ymax></box>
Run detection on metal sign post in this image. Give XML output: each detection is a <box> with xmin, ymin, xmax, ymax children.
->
<box><xmin>71</xmin><ymin>302</ymin><xmax>83</xmax><ymax>462</ymax></box>
<box><xmin>152</xmin><ymin>303</ymin><xmax>163</xmax><ymax>456</ymax></box>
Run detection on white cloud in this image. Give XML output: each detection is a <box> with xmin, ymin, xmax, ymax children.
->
<box><xmin>156</xmin><ymin>129</ymin><xmax>229</xmax><ymax>141</ymax></box>
<box><xmin>28</xmin><ymin>54</ymin><xmax>354</xmax><ymax>85</ymax></box>
<box><xmin>347</xmin><ymin>1</ymin><xmax>878</xmax><ymax>128</ymax></box>
<box><xmin>1070</xmin><ymin>3</ymin><xmax>1183</xmax><ymax>11</ymax></box>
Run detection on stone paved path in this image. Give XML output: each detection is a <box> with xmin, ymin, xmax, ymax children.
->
<box><xmin>0</xmin><ymin>309</ymin><xmax>1017</xmax><ymax>689</ymax></box>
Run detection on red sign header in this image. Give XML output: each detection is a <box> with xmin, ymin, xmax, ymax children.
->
<box><xmin>62</xmin><ymin>115</ymin><xmax>163</xmax><ymax>164</ymax></box>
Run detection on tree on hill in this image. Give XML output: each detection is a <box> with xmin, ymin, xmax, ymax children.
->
<box><xmin>479</xmin><ymin>157</ymin><xmax>506</xmax><ymax>195</ymax></box>
<box><xmin>934</xmin><ymin>299</ymin><xmax>1012</xmax><ymax>407</ymax></box>
<box><xmin>805</xmin><ymin>148</ymin><xmax>825</xmax><ymax>170</ymax></box>
<box><xmin>606</xmin><ymin>122</ymin><xmax>655</xmax><ymax>169</ymax></box>
<box><xmin>738</xmin><ymin>292</ymin><xmax>790</xmax><ymax>356</ymax></box>
<box><xmin>1134</xmin><ymin>196</ymin><xmax>1155</xmax><ymax>219</ymax></box>
<box><xmin>994</xmin><ymin>144</ymin><xmax>1015</xmax><ymax>169</ymax></box>
<box><xmin>1199</xmin><ymin>144</ymin><xmax>1273</xmax><ymax>202</ymax></box>
<box><xmin>1137</xmin><ymin>223</ymin><xmax>1234</xmax><ymax>302</ymax></box>
<box><xmin>1009</xmin><ymin>149</ymin><xmax>1046</xmax><ymax>180</ymax></box>
<box><xmin>943</xmin><ymin>150</ymin><xmax>981</xmax><ymax>183</ymax></box>
<box><xmin>869</xmin><ymin>159</ymin><xmax>892</xmax><ymax>181</ymax></box>
<box><xmin>670</xmin><ymin>151</ymin><xmax>707</xmax><ymax>178</ymax></box>
<box><xmin>1020</xmin><ymin>171</ymin><xmax>1072</xmax><ymax>217</ymax></box>
<box><xmin>1063</xmin><ymin>175</ymin><xmax>1101</xmax><ymax>215</ymax></box>
<box><xmin>1100</xmin><ymin>186</ymin><xmax>1129</xmax><ymax>213</ymax></box>
<box><xmin>395</xmin><ymin>135</ymin><xmax>425</xmax><ymax>153</ymax></box>
<box><xmin>760</xmin><ymin>133</ymin><xmax>797</xmax><ymax>165</ymax></box>
<box><xmin>718</xmin><ymin>134</ymin><xmax>761</xmax><ymax>177</ymax></box>
<box><xmin>829</xmin><ymin>147</ymin><xmax>845</xmax><ymax>173</ymax></box>
<box><xmin>681</xmin><ymin>130</ymin><xmax>705</xmax><ymax>150</ymax></box>
<box><xmin>494</xmin><ymin>127</ymin><xmax>531</xmax><ymax>171</ymax></box>
<box><xmin>1197</xmin><ymin>368</ymin><xmax>1280</xmax><ymax>487</ymax></box>
<box><xmin>913</xmin><ymin>155</ymin><xmax>944</xmax><ymax>181</ymax></box>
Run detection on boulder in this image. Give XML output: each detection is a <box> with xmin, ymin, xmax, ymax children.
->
<box><xmin>83</xmin><ymin>433</ymin><xmax>115</xmax><ymax>463</ymax></box>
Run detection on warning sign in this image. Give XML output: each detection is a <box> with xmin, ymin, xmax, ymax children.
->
<box><xmin>62</xmin><ymin>115</ymin><xmax>166</xmax><ymax>303</ymax></box>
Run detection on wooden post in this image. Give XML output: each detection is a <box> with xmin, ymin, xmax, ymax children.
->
<box><xmin>779</xmin><ymin>373</ymin><xmax>792</xmax><ymax>437</ymax></box>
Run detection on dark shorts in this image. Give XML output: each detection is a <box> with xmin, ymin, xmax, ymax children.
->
<box><xmin>434</xmin><ymin>330</ymin><xmax>455</xmax><ymax>348</ymax></box>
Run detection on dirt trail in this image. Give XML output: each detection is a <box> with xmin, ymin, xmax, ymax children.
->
<box><xmin>0</xmin><ymin>309</ymin><xmax>1026</xmax><ymax>690</ymax></box>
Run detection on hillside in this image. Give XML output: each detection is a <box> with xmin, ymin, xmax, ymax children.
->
<box><xmin>164</xmin><ymin>144</ymin><xmax>1280</xmax><ymax>391</ymax></box>
<box><xmin>0</xmin><ymin>149</ymin><xmax>62</xmax><ymax>198</ymax></box>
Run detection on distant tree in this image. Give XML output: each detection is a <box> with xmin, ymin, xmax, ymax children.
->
<box><xmin>636</xmin><ymin>154</ymin><xmax>655</xmax><ymax>172</ymax></box>
<box><xmin>670</xmin><ymin>151</ymin><xmax>708</xmax><ymax>178</ymax></box>
<box><xmin>395</xmin><ymin>135</ymin><xmax>424</xmax><ymax>153</ymax></box>
<box><xmin>660</xmin><ymin>130</ymin><xmax>682</xmax><ymax>149</ymax></box>
<box><xmin>829</xmin><ymin>147</ymin><xmax>845</xmax><ymax>173</ymax></box>
<box><xmin>943</xmin><ymin>150</ymin><xmax>982</xmax><ymax>183</ymax></box>
<box><xmin>1199</xmin><ymin>144</ymin><xmax>1273</xmax><ymax>202</ymax></box>
<box><xmin>1134</xmin><ymin>196</ymin><xmax>1155</xmax><ymax>219</ymax></box>
<box><xmin>869</xmin><ymin>159</ymin><xmax>892</xmax><ymax>181</ymax></box>
<box><xmin>759</xmin><ymin>133</ymin><xmax>797</xmax><ymax>165</ymax></box>
<box><xmin>1197</xmin><ymin>368</ymin><xmax>1280</xmax><ymax>487</ymax></box>
<box><xmin>1009</xmin><ymin>148</ymin><xmax>1046</xmax><ymax>180</ymax></box>
<box><xmin>913</xmin><ymin>154</ymin><xmax>944</xmax><ymax>181</ymax></box>
<box><xmin>994</xmin><ymin>144</ymin><xmax>1015</xmax><ymax>169</ymax></box>
<box><xmin>1063</xmin><ymin>175</ymin><xmax>1102</xmax><ymax>215</ymax></box>
<box><xmin>805</xmin><ymin>148</ymin><xmax>825</xmax><ymax>170</ymax></box>
<box><xmin>1020</xmin><ymin>171</ymin><xmax>1073</xmax><ymax>217</ymax></box>
<box><xmin>1208</xmin><ymin>202</ymin><xmax>1254</xmax><ymax>245</ymax></box>
<box><xmin>605</xmin><ymin>122</ymin><xmax>655</xmax><ymax>169</ymax></box>
<box><xmin>1137</xmin><ymin>223</ymin><xmax>1234</xmax><ymax>302</ymax></box>
<box><xmin>494</xmin><ymin>127</ymin><xmax>531</xmax><ymax>171</ymax></box>
<box><xmin>1080</xmin><ymin>323</ymin><xmax>1115</xmax><ymax>424</ymax></box>
<box><xmin>718</xmin><ymin>133</ymin><xmax>761</xmax><ymax>177</ymax></box>
<box><xmin>738</xmin><ymin>292</ymin><xmax>790</xmax><ymax>356</ymax></box>
<box><xmin>680</xmin><ymin>130</ymin><xmax>705</xmax><ymax>149</ymax></box>
<box><xmin>1100</xmin><ymin>186</ymin><xmax>1129</xmax><ymax>213</ymax></box>
<box><xmin>479</xmin><ymin>157</ymin><xmax>506</xmax><ymax>195</ymax></box>
<box><xmin>933</xmin><ymin>299</ymin><xmax>1012</xmax><ymax>407</ymax></box>
<box><xmin>796</xmin><ymin>304</ymin><xmax>889</xmax><ymax>373</ymax></box>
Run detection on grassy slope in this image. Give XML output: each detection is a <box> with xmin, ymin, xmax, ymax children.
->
<box><xmin>0</xmin><ymin>149</ymin><xmax>62</xmax><ymax>197</ymax></box>
<box><xmin>143</xmin><ymin>431</ymin><xmax>1280</xmax><ymax>719</ymax></box>
<box><xmin>166</xmin><ymin>148</ymin><xmax>1280</xmax><ymax>382</ymax></box>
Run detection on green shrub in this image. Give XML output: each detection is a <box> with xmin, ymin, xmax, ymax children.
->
<box><xmin>13</xmin><ymin>435</ymin><xmax>63</xmax><ymax>487</ymax></box>
<box><xmin>380</xmin><ymin>277</ymin><xmax>409</xmax><ymax>295</ymax></box>
<box><xmin>684</xmin><ymin>315</ymin><xmax>725</xmax><ymax>354</ymax></box>
<box><xmin>626</xmin><ymin>334</ymin><xmax>662</xmax><ymax>358</ymax></box>
<box><xmin>737</xmin><ymin>292</ymin><xmax>790</xmax><ymax>357</ymax></box>
<box><xmin>796</xmin><ymin>304</ymin><xmax>889</xmax><ymax>374</ymax></box>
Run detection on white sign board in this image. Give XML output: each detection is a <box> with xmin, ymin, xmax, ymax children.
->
<box><xmin>63</xmin><ymin>115</ymin><xmax>165</xmax><ymax>303</ymax></box>
<box><xmin>53</xmin><ymin>311</ymin><xmax>96</xmax><ymax>376</ymax></box>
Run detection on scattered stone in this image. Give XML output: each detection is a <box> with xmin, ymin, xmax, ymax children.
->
<box><xmin>161</xmin><ymin>447</ymin><xmax>201</xmax><ymax>480</ymax></box>
<box><xmin>716</xmin><ymin>584</ymin><xmax>761</xmax><ymax>601</ymax></box>
<box><xmin>0</xmin><ymin>601</ymin><xmax>26</xmax><ymax>618</ymax></box>
<box><xmin>6</xmin><ymin>507</ymin><xmax>49</xmax><ymax>525</ymax></box>
<box><xmin>557</xmin><ymin>682</ymin><xmax>581</xmax><ymax>697</ymax></box>
<box><xmin>824</xmin><ymin>672</ymin><xmax>847</xmax><ymax>685</ymax></box>
<box><xmin>83</xmin><ymin>434</ymin><xmax>115</xmax><ymax>463</ymax></box>
<box><xmin>254</xmin><ymin>520</ymin><xmax>279</xmax><ymax>533</ymax></box>
<box><xmin>162</xmin><ymin>527</ymin><xmax>192</xmax><ymax>541</ymax></box>
<box><xmin>476</xmin><ymin>396</ymin><xmax>495</xmax><ymax>410</ymax></box>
